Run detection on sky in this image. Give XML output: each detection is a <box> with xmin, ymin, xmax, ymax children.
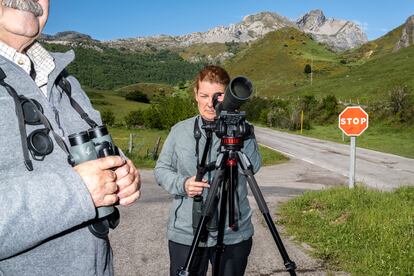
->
<box><xmin>43</xmin><ymin>0</ymin><xmax>414</xmax><ymax>41</ymax></box>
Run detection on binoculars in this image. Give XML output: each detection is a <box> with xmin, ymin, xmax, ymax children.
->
<box><xmin>68</xmin><ymin>125</ymin><xmax>120</xmax><ymax>219</ymax></box>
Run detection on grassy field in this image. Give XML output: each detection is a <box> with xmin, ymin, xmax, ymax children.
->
<box><xmin>278</xmin><ymin>186</ymin><xmax>414</xmax><ymax>275</ymax></box>
<box><xmin>108</xmin><ymin>126</ymin><xmax>287</xmax><ymax>168</ymax></box>
<box><xmin>108</xmin><ymin>127</ymin><xmax>168</xmax><ymax>168</ymax></box>
<box><xmin>85</xmin><ymin>87</ymin><xmax>150</xmax><ymax>123</ymax></box>
<box><xmin>289</xmin><ymin>122</ymin><xmax>414</xmax><ymax>158</ymax></box>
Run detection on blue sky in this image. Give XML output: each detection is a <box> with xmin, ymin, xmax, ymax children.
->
<box><xmin>44</xmin><ymin>0</ymin><xmax>414</xmax><ymax>41</ymax></box>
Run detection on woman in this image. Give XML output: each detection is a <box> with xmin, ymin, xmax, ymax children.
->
<box><xmin>154</xmin><ymin>65</ymin><xmax>261</xmax><ymax>275</ymax></box>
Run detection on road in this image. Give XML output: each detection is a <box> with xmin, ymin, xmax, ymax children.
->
<box><xmin>110</xmin><ymin>166</ymin><xmax>348</xmax><ymax>276</ymax></box>
<box><xmin>255</xmin><ymin>127</ymin><xmax>414</xmax><ymax>190</ymax></box>
<box><xmin>109</xmin><ymin>127</ymin><xmax>414</xmax><ymax>275</ymax></box>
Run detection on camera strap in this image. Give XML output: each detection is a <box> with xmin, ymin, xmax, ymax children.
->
<box><xmin>193</xmin><ymin>116</ymin><xmax>201</xmax><ymax>166</ymax></box>
<box><xmin>56</xmin><ymin>74</ymin><xmax>98</xmax><ymax>128</ymax></box>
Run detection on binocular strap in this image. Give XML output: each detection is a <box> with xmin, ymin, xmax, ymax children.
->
<box><xmin>57</xmin><ymin>76</ymin><xmax>98</xmax><ymax>128</ymax></box>
<box><xmin>0</xmin><ymin>79</ymin><xmax>33</xmax><ymax>170</ymax></box>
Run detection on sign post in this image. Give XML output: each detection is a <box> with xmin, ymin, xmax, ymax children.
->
<box><xmin>338</xmin><ymin>106</ymin><xmax>369</xmax><ymax>188</ymax></box>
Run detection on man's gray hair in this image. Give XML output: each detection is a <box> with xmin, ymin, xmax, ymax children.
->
<box><xmin>2</xmin><ymin>0</ymin><xmax>43</xmax><ymax>17</ymax></box>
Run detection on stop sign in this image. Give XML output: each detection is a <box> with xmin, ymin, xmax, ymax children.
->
<box><xmin>339</xmin><ymin>106</ymin><xmax>369</xmax><ymax>136</ymax></box>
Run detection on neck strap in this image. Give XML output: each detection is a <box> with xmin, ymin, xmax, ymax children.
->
<box><xmin>56</xmin><ymin>74</ymin><xmax>98</xmax><ymax>128</ymax></box>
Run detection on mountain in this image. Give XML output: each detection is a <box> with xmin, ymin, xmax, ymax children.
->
<box><xmin>40</xmin><ymin>14</ymin><xmax>414</xmax><ymax>103</ymax></box>
<box><xmin>297</xmin><ymin>9</ymin><xmax>368</xmax><ymax>51</ymax></box>
<box><xmin>40</xmin><ymin>31</ymin><xmax>99</xmax><ymax>44</ymax></box>
<box><xmin>395</xmin><ymin>15</ymin><xmax>414</xmax><ymax>51</ymax></box>
<box><xmin>41</xmin><ymin>10</ymin><xmax>366</xmax><ymax>54</ymax></box>
<box><xmin>104</xmin><ymin>12</ymin><xmax>296</xmax><ymax>52</ymax></box>
<box><xmin>223</xmin><ymin>21</ymin><xmax>414</xmax><ymax>100</ymax></box>
<box><xmin>104</xmin><ymin>10</ymin><xmax>366</xmax><ymax>52</ymax></box>
<box><xmin>338</xmin><ymin>15</ymin><xmax>414</xmax><ymax>63</ymax></box>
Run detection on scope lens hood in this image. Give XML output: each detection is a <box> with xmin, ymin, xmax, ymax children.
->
<box><xmin>27</xmin><ymin>128</ymin><xmax>53</xmax><ymax>156</ymax></box>
<box><xmin>21</xmin><ymin>98</ymin><xmax>44</xmax><ymax>125</ymax></box>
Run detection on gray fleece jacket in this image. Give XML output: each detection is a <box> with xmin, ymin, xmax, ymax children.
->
<box><xmin>154</xmin><ymin>115</ymin><xmax>261</xmax><ymax>247</ymax></box>
<box><xmin>0</xmin><ymin>50</ymin><xmax>113</xmax><ymax>275</ymax></box>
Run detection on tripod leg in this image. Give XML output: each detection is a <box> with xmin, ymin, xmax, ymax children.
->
<box><xmin>213</xmin><ymin>174</ymin><xmax>228</xmax><ymax>276</ymax></box>
<box><xmin>228</xmin><ymin>157</ymin><xmax>239</xmax><ymax>230</ymax></box>
<box><xmin>237</xmin><ymin>152</ymin><xmax>297</xmax><ymax>276</ymax></box>
<box><xmin>178</xmin><ymin>167</ymin><xmax>226</xmax><ymax>276</ymax></box>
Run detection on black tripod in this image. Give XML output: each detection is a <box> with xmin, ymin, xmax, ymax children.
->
<box><xmin>178</xmin><ymin>120</ymin><xmax>297</xmax><ymax>276</ymax></box>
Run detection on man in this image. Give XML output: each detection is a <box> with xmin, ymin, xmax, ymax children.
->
<box><xmin>0</xmin><ymin>1</ymin><xmax>141</xmax><ymax>275</ymax></box>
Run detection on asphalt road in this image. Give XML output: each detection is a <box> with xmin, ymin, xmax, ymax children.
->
<box><xmin>110</xmin><ymin>166</ymin><xmax>349</xmax><ymax>276</ymax></box>
<box><xmin>255</xmin><ymin>127</ymin><xmax>414</xmax><ymax>190</ymax></box>
<box><xmin>109</xmin><ymin>127</ymin><xmax>414</xmax><ymax>275</ymax></box>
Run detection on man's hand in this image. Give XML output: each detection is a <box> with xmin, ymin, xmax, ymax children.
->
<box><xmin>74</xmin><ymin>156</ymin><xmax>125</xmax><ymax>208</ymax></box>
<box><xmin>114</xmin><ymin>159</ymin><xmax>141</xmax><ymax>206</ymax></box>
<box><xmin>185</xmin><ymin>176</ymin><xmax>210</xmax><ymax>198</ymax></box>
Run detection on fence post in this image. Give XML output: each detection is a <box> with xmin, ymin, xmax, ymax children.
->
<box><xmin>128</xmin><ymin>133</ymin><xmax>137</xmax><ymax>154</ymax></box>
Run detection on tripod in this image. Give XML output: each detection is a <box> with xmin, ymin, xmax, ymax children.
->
<box><xmin>178</xmin><ymin>126</ymin><xmax>297</xmax><ymax>276</ymax></box>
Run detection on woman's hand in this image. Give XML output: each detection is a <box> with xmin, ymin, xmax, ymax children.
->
<box><xmin>184</xmin><ymin>176</ymin><xmax>210</xmax><ymax>197</ymax></box>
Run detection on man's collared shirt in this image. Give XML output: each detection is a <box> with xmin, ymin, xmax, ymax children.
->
<box><xmin>0</xmin><ymin>41</ymin><xmax>55</xmax><ymax>96</ymax></box>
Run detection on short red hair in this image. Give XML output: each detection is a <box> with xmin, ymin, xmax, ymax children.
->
<box><xmin>194</xmin><ymin>65</ymin><xmax>230</xmax><ymax>92</ymax></box>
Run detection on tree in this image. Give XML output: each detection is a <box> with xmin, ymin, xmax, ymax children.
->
<box><xmin>389</xmin><ymin>85</ymin><xmax>414</xmax><ymax>122</ymax></box>
<box><xmin>304</xmin><ymin>64</ymin><xmax>312</xmax><ymax>74</ymax></box>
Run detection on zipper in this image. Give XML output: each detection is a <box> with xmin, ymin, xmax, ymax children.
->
<box><xmin>173</xmin><ymin>197</ymin><xmax>184</xmax><ymax>229</ymax></box>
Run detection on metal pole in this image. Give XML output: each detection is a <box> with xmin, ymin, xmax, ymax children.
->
<box><xmin>300</xmin><ymin>110</ymin><xmax>304</xmax><ymax>134</ymax></box>
<box><xmin>349</xmin><ymin>136</ymin><xmax>356</xmax><ymax>188</ymax></box>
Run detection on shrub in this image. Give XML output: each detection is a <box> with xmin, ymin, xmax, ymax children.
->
<box><xmin>388</xmin><ymin>85</ymin><xmax>414</xmax><ymax>122</ymax></box>
<box><xmin>101</xmin><ymin>109</ymin><xmax>115</xmax><ymax>126</ymax></box>
<box><xmin>125</xmin><ymin>97</ymin><xmax>197</xmax><ymax>130</ymax></box>
<box><xmin>316</xmin><ymin>95</ymin><xmax>338</xmax><ymax>124</ymax></box>
<box><xmin>124</xmin><ymin>110</ymin><xmax>146</xmax><ymax>128</ymax></box>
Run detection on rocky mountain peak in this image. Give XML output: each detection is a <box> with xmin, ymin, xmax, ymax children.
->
<box><xmin>296</xmin><ymin>10</ymin><xmax>367</xmax><ymax>51</ymax></box>
<box><xmin>40</xmin><ymin>31</ymin><xmax>97</xmax><ymax>42</ymax></box>
<box><xmin>394</xmin><ymin>15</ymin><xmax>414</xmax><ymax>51</ymax></box>
<box><xmin>296</xmin><ymin>9</ymin><xmax>326</xmax><ymax>32</ymax></box>
<box><xmin>242</xmin><ymin>11</ymin><xmax>293</xmax><ymax>27</ymax></box>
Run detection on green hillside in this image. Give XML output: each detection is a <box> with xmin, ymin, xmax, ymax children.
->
<box><xmin>42</xmin><ymin>43</ymin><xmax>204</xmax><ymax>90</ymax></box>
<box><xmin>222</xmin><ymin>26</ymin><xmax>414</xmax><ymax>102</ymax></box>
<box><xmin>292</xmin><ymin>45</ymin><xmax>414</xmax><ymax>101</ymax></box>
<box><xmin>224</xmin><ymin>27</ymin><xmax>348</xmax><ymax>97</ymax></box>
<box><xmin>340</xmin><ymin>25</ymin><xmax>404</xmax><ymax>63</ymax></box>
